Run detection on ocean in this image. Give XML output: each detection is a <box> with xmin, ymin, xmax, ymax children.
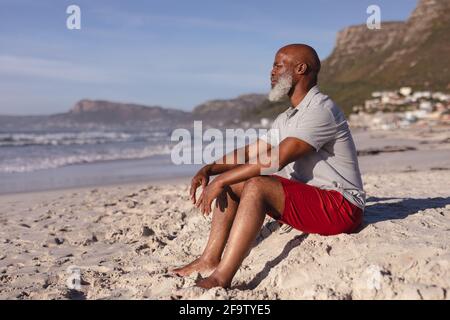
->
<box><xmin>0</xmin><ymin>129</ymin><xmax>201</xmax><ymax>194</ymax></box>
<box><xmin>0</xmin><ymin>126</ymin><xmax>259</xmax><ymax>194</ymax></box>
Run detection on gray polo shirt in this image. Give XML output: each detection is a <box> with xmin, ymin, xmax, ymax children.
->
<box><xmin>261</xmin><ymin>85</ymin><xmax>366</xmax><ymax>210</ymax></box>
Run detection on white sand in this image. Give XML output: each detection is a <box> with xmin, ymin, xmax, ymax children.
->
<box><xmin>0</xmin><ymin>169</ymin><xmax>449</xmax><ymax>300</ymax></box>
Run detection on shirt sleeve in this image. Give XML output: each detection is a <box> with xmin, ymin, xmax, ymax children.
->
<box><xmin>259</xmin><ymin>116</ymin><xmax>281</xmax><ymax>146</ymax></box>
<box><xmin>285</xmin><ymin>108</ymin><xmax>337</xmax><ymax>152</ymax></box>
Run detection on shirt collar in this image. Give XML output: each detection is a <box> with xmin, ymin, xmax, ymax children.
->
<box><xmin>295</xmin><ymin>84</ymin><xmax>320</xmax><ymax>109</ymax></box>
<box><xmin>284</xmin><ymin>85</ymin><xmax>320</xmax><ymax>119</ymax></box>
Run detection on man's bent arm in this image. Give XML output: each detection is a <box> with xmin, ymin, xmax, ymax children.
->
<box><xmin>204</xmin><ymin>139</ymin><xmax>272</xmax><ymax>176</ymax></box>
<box><xmin>212</xmin><ymin>137</ymin><xmax>314</xmax><ymax>187</ymax></box>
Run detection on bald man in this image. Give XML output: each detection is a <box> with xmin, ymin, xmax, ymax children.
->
<box><xmin>172</xmin><ymin>44</ymin><xmax>366</xmax><ymax>289</ymax></box>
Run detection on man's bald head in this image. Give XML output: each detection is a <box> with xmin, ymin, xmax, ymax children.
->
<box><xmin>277</xmin><ymin>44</ymin><xmax>321</xmax><ymax>75</ymax></box>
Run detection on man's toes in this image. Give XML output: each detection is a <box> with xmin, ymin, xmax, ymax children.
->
<box><xmin>170</xmin><ymin>267</ymin><xmax>189</xmax><ymax>277</ymax></box>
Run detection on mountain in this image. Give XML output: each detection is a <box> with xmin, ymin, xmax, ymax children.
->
<box><xmin>0</xmin><ymin>100</ymin><xmax>193</xmax><ymax>131</ymax></box>
<box><xmin>192</xmin><ymin>94</ymin><xmax>267</xmax><ymax>124</ymax></box>
<box><xmin>319</xmin><ymin>0</ymin><xmax>450</xmax><ymax>113</ymax></box>
<box><xmin>63</xmin><ymin>99</ymin><xmax>191</xmax><ymax>125</ymax></box>
<box><xmin>245</xmin><ymin>0</ymin><xmax>450</xmax><ymax>118</ymax></box>
<box><xmin>0</xmin><ymin>96</ymin><xmax>270</xmax><ymax>131</ymax></box>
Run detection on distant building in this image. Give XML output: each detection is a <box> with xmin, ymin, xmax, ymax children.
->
<box><xmin>349</xmin><ymin>86</ymin><xmax>450</xmax><ymax>130</ymax></box>
<box><xmin>419</xmin><ymin>101</ymin><xmax>433</xmax><ymax>112</ymax></box>
<box><xmin>399</xmin><ymin>87</ymin><xmax>412</xmax><ymax>96</ymax></box>
<box><xmin>432</xmin><ymin>92</ymin><xmax>450</xmax><ymax>102</ymax></box>
<box><xmin>371</xmin><ymin>92</ymin><xmax>382</xmax><ymax>98</ymax></box>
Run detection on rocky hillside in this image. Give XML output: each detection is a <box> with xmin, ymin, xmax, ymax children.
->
<box><xmin>192</xmin><ymin>94</ymin><xmax>267</xmax><ymax>124</ymax></box>
<box><xmin>65</xmin><ymin>99</ymin><xmax>191</xmax><ymax>125</ymax></box>
<box><xmin>320</xmin><ymin>0</ymin><xmax>450</xmax><ymax>113</ymax></box>
<box><xmin>0</xmin><ymin>100</ymin><xmax>193</xmax><ymax>131</ymax></box>
<box><xmin>0</xmin><ymin>95</ymin><xmax>270</xmax><ymax>131</ymax></box>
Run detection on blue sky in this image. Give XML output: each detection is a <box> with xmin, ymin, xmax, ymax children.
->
<box><xmin>0</xmin><ymin>0</ymin><xmax>418</xmax><ymax>115</ymax></box>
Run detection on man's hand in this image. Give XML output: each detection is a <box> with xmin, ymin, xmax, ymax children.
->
<box><xmin>190</xmin><ymin>166</ymin><xmax>210</xmax><ymax>204</ymax></box>
<box><xmin>195</xmin><ymin>180</ymin><xmax>225</xmax><ymax>216</ymax></box>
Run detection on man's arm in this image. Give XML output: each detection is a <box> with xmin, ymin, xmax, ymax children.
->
<box><xmin>197</xmin><ymin>137</ymin><xmax>315</xmax><ymax>214</ymax></box>
<box><xmin>189</xmin><ymin>139</ymin><xmax>271</xmax><ymax>204</ymax></box>
<box><xmin>204</xmin><ymin>138</ymin><xmax>272</xmax><ymax>175</ymax></box>
<box><xmin>215</xmin><ymin>137</ymin><xmax>313</xmax><ymax>187</ymax></box>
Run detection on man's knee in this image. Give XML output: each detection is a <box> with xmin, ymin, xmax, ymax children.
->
<box><xmin>243</xmin><ymin>176</ymin><xmax>266</xmax><ymax>192</ymax></box>
<box><xmin>227</xmin><ymin>181</ymin><xmax>245</xmax><ymax>200</ymax></box>
<box><xmin>228</xmin><ymin>176</ymin><xmax>273</xmax><ymax>199</ymax></box>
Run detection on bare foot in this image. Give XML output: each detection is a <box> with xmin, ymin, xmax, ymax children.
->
<box><xmin>171</xmin><ymin>258</ymin><xmax>219</xmax><ymax>277</ymax></box>
<box><xmin>195</xmin><ymin>275</ymin><xmax>230</xmax><ymax>289</ymax></box>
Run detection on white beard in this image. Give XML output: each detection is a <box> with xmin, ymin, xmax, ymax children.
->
<box><xmin>268</xmin><ymin>73</ymin><xmax>293</xmax><ymax>102</ymax></box>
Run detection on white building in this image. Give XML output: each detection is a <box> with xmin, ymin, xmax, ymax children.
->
<box><xmin>419</xmin><ymin>101</ymin><xmax>433</xmax><ymax>112</ymax></box>
<box><xmin>399</xmin><ymin>87</ymin><xmax>412</xmax><ymax>96</ymax></box>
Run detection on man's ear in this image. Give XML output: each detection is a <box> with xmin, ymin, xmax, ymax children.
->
<box><xmin>295</xmin><ymin>63</ymin><xmax>308</xmax><ymax>75</ymax></box>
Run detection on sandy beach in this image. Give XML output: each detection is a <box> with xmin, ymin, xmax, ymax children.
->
<box><xmin>0</xmin><ymin>128</ymin><xmax>449</xmax><ymax>300</ymax></box>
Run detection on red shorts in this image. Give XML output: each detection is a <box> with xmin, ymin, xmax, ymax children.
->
<box><xmin>273</xmin><ymin>175</ymin><xmax>363</xmax><ymax>236</ymax></box>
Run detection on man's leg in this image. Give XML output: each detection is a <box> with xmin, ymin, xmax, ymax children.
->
<box><xmin>196</xmin><ymin>176</ymin><xmax>285</xmax><ymax>288</ymax></box>
<box><xmin>171</xmin><ymin>181</ymin><xmax>245</xmax><ymax>276</ymax></box>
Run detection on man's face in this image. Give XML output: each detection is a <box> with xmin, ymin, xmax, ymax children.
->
<box><xmin>270</xmin><ymin>52</ymin><xmax>292</xmax><ymax>88</ymax></box>
<box><xmin>269</xmin><ymin>52</ymin><xmax>294</xmax><ymax>102</ymax></box>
